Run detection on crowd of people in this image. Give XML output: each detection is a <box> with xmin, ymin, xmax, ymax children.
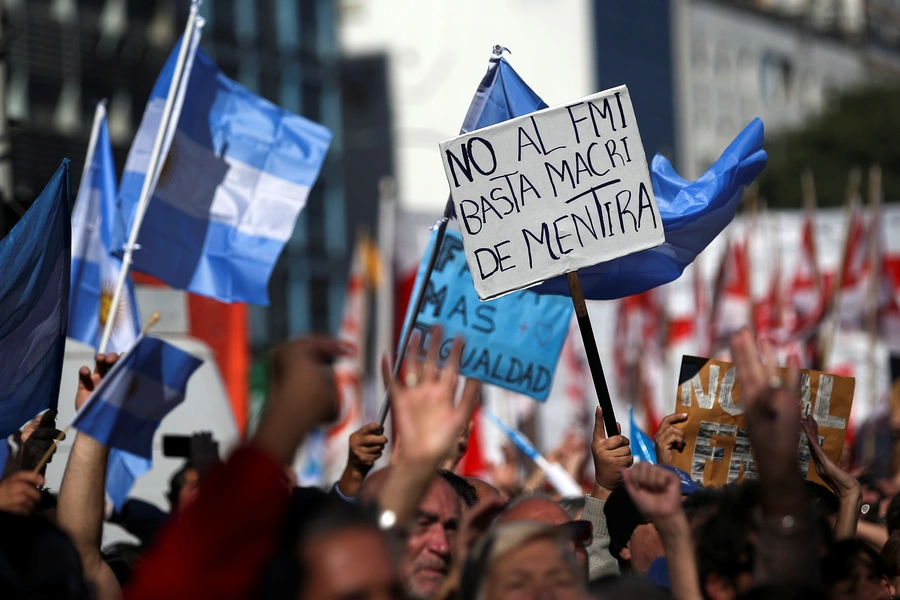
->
<box><xmin>1</xmin><ymin>325</ymin><xmax>900</xmax><ymax>599</ymax></box>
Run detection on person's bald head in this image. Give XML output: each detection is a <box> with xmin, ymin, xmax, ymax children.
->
<box><xmin>358</xmin><ymin>466</ymin><xmax>392</xmax><ymax>504</ymax></box>
<box><xmin>496</xmin><ymin>495</ymin><xmax>588</xmax><ymax>578</ymax></box>
<box><xmin>466</xmin><ymin>477</ymin><xmax>507</xmax><ymax>505</ymax></box>
<box><xmin>498</xmin><ymin>496</ymin><xmax>571</xmax><ymax>526</ymax></box>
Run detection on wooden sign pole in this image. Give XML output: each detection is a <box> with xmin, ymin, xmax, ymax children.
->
<box><xmin>566</xmin><ymin>271</ymin><xmax>618</xmax><ymax>437</ymax></box>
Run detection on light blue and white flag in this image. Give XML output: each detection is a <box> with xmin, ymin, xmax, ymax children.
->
<box><xmin>71</xmin><ymin>336</ymin><xmax>203</xmax><ymax>459</ymax></box>
<box><xmin>629</xmin><ymin>406</ymin><xmax>657</xmax><ymax>464</ymax></box>
<box><xmin>0</xmin><ymin>161</ymin><xmax>71</xmax><ymax>437</ymax></box>
<box><xmin>115</xmin><ymin>24</ymin><xmax>332</xmax><ymax>305</ymax></box>
<box><xmin>454</xmin><ymin>51</ymin><xmax>767</xmax><ymax>300</ymax></box>
<box><xmin>69</xmin><ymin>104</ymin><xmax>140</xmax><ymax>353</ymax></box>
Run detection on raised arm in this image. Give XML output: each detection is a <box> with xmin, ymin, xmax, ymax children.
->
<box><xmin>801</xmin><ymin>415</ymin><xmax>861</xmax><ymax>540</ymax></box>
<box><xmin>731</xmin><ymin>329</ymin><xmax>820</xmax><ymax>589</ymax></box>
<box><xmin>57</xmin><ymin>353</ymin><xmax>122</xmax><ymax>600</ymax></box>
<box><xmin>585</xmin><ymin>405</ymin><xmax>633</xmax><ymax>580</ymax></box>
<box><xmin>623</xmin><ymin>462</ymin><xmax>702</xmax><ymax>600</ymax></box>
<box><xmin>377</xmin><ymin>327</ymin><xmax>480</xmax><ymax>523</ymax></box>
<box><xmin>125</xmin><ymin>336</ymin><xmax>350</xmax><ymax>600</ymax></box>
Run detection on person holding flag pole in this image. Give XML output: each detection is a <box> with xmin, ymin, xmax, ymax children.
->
<box><xmin>98</xmin><ymin>2</ymin><xmax>202</xmax><ymax>354</ymax></box>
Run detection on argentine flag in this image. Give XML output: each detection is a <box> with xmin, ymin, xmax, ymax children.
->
<box><xmin>69</xmin><ymin>103</ymin><xmax>140</xmax><ymax>353</ymax></box>
<box><xmin>0</xmin><ymin>161</ymin><xmax>71</xmax><ymax>436</ymax></box>
<box><xmin>72</xmin><ymin>336</ymin><xmax>203</xmax><ymax>460</ymax></box>
<box><xmin>115</xmin><ymin>21</ymin><xmax>332</xmax><ymax>305</ymax></box>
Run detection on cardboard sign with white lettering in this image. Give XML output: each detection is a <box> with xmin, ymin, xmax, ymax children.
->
<box><xmin>671</xmin><ymin>356</ymin><xmax>855</xmax><ymax>488</ymax></box>
<box><xmin>439</xmin><ymin>85</ymin><xmax>665</xmax><ymax>300</ymax></box>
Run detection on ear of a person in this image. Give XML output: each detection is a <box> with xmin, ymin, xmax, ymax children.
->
<box><xmin>618</xmin><ymin>546</ymin><xmax>631</xmax><ymax>562</ymax></box>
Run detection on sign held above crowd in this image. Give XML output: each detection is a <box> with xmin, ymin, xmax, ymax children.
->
<box><xmin>439</xmin><ymin>85</ymin><xmax>665</xmax><ymax>300</ymax></box>
<box><xmin>672</xmin><ymin>355</ymin><xmax>855</xmax><ymax>488</ymax></box>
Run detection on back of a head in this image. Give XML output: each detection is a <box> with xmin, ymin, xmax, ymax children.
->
<box><xmin>587</xmin><ymin>574</ymin><xmax>670</xmax><ymax>599</ymax></box>
<box><xmin>500</xmin><ymin>492</ymin><xmax>571</xmax><ymax>526</ymax></box>
<box><xmin>603</xmin><ymin>484</ymin><xmax>644</xmax><ymax>565</ymax></box>
<box><xmin>882</xmin><ymin>532</ymin><xmax>900</xmax><ymax>578</ymax></box>
<box><xmin>824</xmin><ymin>539</ymin><xmax>887</xmax><ymax>588</ymax></box>
<box><xmin>696</xmin><ymin>482</ymin><xmax>758</xmax><ymax>589</ymax></box>
<box><xmin>0</xmin><ymin>512</ymin><xmax>90</xmax><ymax>599</ymax></box>
<box><xmin>887</xmin><ymin>493</ymin><xmax>900</xmax><ymax>536</ymax></box>
<box><xmin>102</xmin><ymin>542</ymin><xmax>143</xmax><ymax>587</ymax></box>
<box><xmin>682</xmin><ymin>485</ymin><xmax>724</xmax><ymax>530</ymax></box>
<box><xmin>805</xmin><ymin>480</ymin><xmax>840</xmax><ymax>521</ymax></box>
<box><xmin>257</xmin><ymin>487</ymin><xmax>390</xmax><ymax>598</ymax></box>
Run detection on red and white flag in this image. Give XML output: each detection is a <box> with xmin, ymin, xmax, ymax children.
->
<box><xmin>711</xmin><ymin>234</ymin><xmax>751</xmax><ymax>350</ymax></box>
<box><xmin>835</xmin><ymin>200</ymin><xmax>870</xmax><ymax>331</ymax></box>
<box><xmin>322</xmin><ymin>235</ymin><xmax>381</xmax><ymax>485</ymax></box>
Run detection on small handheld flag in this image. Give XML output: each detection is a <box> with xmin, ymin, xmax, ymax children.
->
<box><xmin>71</xmin><ymin>336</ymin><xmax>203</xmax><ymax>459</ymax></box>
<box><xmin>629</xmin><ymin>406</ymin><xmax>657</xmax><ymax>464</ymax></box>
<box><xmin>483</xmin><ymin>409</ymin><xmax>583</xmax><ymax>497</ymax></box>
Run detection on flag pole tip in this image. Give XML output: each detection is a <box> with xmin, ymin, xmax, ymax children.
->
<box><xmin>142</xmin><ymin>312</ymin><xmax>162</xmax><ymax>335</ymax></box>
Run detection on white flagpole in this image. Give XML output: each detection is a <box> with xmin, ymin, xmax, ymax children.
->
<box><xmin>99</xmin><ymin>5</ymin><xmax>200</xmax><ymax>353</ymax></box>
<box><xmin>78</xmin><ymin>101</ymin><xmax>107</xmax><ymax>196</ymax></box>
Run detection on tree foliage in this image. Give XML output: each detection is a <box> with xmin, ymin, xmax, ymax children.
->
<box><xmin>757</xmin><ymin>84</ymin><xmax>900</xmax><ymax>208</ymax></box>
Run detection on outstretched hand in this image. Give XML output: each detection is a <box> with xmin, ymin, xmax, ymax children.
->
<box><xmin>590</xmin><ymin>406</ymin><xmax>633</xmax><ymax>500</ymax></box>
<box><xmin>375</xmin><ymin>328</ymin><xmax>481</xmax><ymax>523</ymax></box>
<box><xmin>382</xmin><ymin>327</ymin><xmax>481</xmax><ymax>468</ymax></box>
<box><xmin>256</xmin><ymin>336</ymin><xmax>354</xmax><ymax>464</ymax></box>
<box><xmin>731</xmin><ymin>328</ymin><xmax>805</xmax><ymax>514</ymax></box>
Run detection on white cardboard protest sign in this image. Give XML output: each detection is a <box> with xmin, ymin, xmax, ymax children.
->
<box><xmin>439</xmin><ymin>86</ymin><xmax>665</xmax><ymax>300</ymax></box>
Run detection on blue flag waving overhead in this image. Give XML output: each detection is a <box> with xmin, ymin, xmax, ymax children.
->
<box><xmin>71</xmin><ymin>337</ymin><xmax>203</xmax><ymax>459</ymax></box>
<box><xmin>456</xmin><ymin>54</ymin><xmax>766</xmax><ymax>299</ymax></box>
<box><xmin>70</xmin><ymin>105</ymin><xmax>140</xmax><ymax>352</ymax></box>
<box><xmin>115</xmin><ymin>27</ymin><xmax>332</xmax><ymax>305</ymax></box>
<box><xmin>0</xmin><ymin>161</ymin><xmax>71</xmax><ymax>437</ymax></box>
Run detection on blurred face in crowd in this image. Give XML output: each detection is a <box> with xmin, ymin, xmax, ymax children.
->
<box><xmin>498</xmin><ymin>498</ymin><xmax>588</xmax><ymax>574</ymax></box>
<box><xmin>176</xmin><ymin>468</ymin><xmax>200</xmax><ymax>512</ymax></box>
<box><xmin>482</xmin><ymin>537</ymin><xmax>582</xmax><ymax>600</ymax></box>
<box><xmin>299</xmin><ymin>526</ymin><xmax>402</xmax><ymax>600</ymax></box>
<box><xmin>619</xmin><ymin>522</ymin><xmax>663</xmax><ymax>576</ymax></box>
<box><xmin>403</xmin><ymin>477</ymin><xmax>461</xmax><ymax>599</ymax></box>
<box><xmin>830</xmin><ymin>554</ymin><xmax>892</xmax><ymax>600</ymax></box>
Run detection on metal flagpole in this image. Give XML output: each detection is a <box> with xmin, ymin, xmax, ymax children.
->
<box><xmin>79</xmin><ymin>101</ymin><xmax>107</xmax><ymax>195</ymax></box>
<box><xmin>377</xmin><ymin>206</ymin><xmax>452</xmax><ymax>426</ymax></box>
<box><xmin>98</xmin><ymin>5</ymin><xmax>200</xmax><ymax>354</ymax></box>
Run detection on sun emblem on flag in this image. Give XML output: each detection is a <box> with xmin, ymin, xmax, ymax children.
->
<box><xmin>157</xmin><ymin>138</ymin><xmax>180</xmax><ymax>189</ymax></box>
<box><xmin>99</xmin><ymin>281</ymin><xmax>127</xmax><ymax>331</ymax></box>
